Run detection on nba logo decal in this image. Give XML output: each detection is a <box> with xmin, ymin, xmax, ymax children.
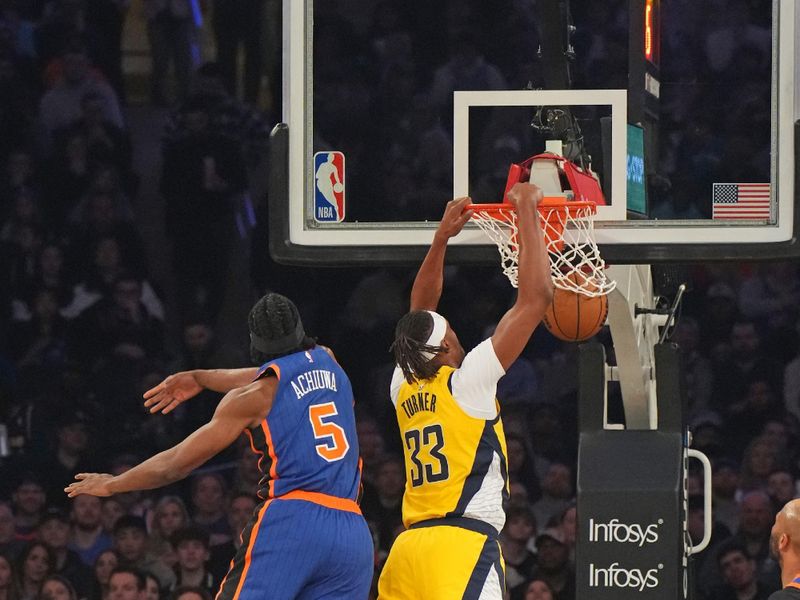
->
<box><xmin>313</xmin><ymin>151</ymin><xmax>345</xmax><ymax>222</ymax></box>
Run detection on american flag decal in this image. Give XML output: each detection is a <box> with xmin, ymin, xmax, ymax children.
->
<box><xmin>712</xmin><ymin>183</ymin><xmax>771</xmax><ymax>220</ymax></box>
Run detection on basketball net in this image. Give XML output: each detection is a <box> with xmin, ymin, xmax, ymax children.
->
<box><xmin>470</xmin><ymin>199</ymin><xmax>616</xmax><ymax>297</ymax></box>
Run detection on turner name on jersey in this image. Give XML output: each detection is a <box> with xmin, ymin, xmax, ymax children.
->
<box><xmin>400</xmin><ymin>392</ymin><xmax>438</xmax><ymax>418</ymax></box>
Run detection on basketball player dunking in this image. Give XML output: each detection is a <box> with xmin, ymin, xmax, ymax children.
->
<box><xmin>378</xmin><ymin>183</ymin><xmax>554</xmax><ymax>599</ymax></box>
<box><xmin>66</xmin><ymin>293</ymin><xmax>374</xmax><ymax>600</ymax></box>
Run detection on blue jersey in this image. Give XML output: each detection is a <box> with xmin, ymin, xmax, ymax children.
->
<box><xmin>247</xmin><ymin>346</ymin><xmax>361</xmax><ymax>501</ymax></box>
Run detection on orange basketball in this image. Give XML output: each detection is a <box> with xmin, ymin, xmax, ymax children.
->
<box><xmin>542</xmin><ymin>273</ymin><xmax>608</xmax><ymax>342</ymax></box>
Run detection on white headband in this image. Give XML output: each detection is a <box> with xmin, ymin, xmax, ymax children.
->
<box><xmin>421</xmin><ymin>311</ymin><xmax>447</xmax><ymax>360</ymax></box>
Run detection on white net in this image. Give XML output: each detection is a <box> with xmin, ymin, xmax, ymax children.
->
<box><xmin>470</xmin><ymin>202</ymin><xmax>616</xmax><ymax>297</ymax></box>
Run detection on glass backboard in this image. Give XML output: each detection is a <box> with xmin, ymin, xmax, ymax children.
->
<box><xmin>269</xmin><ymin>0</ymin><xmax>799</xmax><ymax>265</ymax></box>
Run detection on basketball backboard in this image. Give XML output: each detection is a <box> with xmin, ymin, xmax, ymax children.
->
<box><xmin>270</xmin><ymin>0</ymin><xmax>799</xmax><ymax>265</ymax></box>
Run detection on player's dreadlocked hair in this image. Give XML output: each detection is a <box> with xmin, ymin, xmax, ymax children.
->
<box><xmin>248</xmin><ymin>293</ymin><xmax>315</xmax><ymax>364</ymax></box>
<box><xmin>390</xmin><ymin>311</ymin><xmax>447</xmax><ymax>383</ymax></box>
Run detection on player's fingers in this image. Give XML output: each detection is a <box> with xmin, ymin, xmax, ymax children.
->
<box><xmin>143</xmin><ymin>382</ymin><xmax>165</xmax><ymax>400</ymax></box>
<box><xmin>148</xmin><ymin>399</ymin><xmax>167</xmax><ymax>414</ymax></box>
<box><xmin>143</xmin><ymin>391</ymin><xmax>165</xmax><ymax>407</ymax></box>
<box><xmin>162</xmin><ymin>401</ymin><xmax>179</xmax><ymax>414</ymax></box>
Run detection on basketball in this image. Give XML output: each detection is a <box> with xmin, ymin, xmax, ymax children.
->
<box><xmin>333</xmin><ymin>182</ymin><xmax>343</xmax><ymax>193</ymax></box>
<box><xmin>542</xmin><ymin>272</ymin><xmax>608</xmax><ymax>342</ymax></box>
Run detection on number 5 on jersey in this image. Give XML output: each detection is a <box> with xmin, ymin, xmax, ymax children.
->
<box><xmin>309</xmin><ymin>402</ymin><xmax>350</xmax><ymax>462</ymax></box>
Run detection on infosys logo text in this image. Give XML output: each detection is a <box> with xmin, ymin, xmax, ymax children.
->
<box><xmin>588</xmin><ymin>518</ymin><xmax>663</xmax><ymax>547</ymax></box>
<box><xmin>589</xmin><ymin>562</ymin><xmax>662</xmax><ymax>591</ymax></box>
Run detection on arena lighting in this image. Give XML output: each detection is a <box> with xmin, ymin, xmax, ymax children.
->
<box><xmin>644</xmin><ymin>0</ymin><xmax>654</xmax><ymax>61</ymax></box>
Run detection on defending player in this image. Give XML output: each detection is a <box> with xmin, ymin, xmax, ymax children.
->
<box><xmin>66</xmin><ymin>293</ymin><xmax>374</xmax><ymax>600</ymax></box>
<box><xmin>378</xmin><ymin>183</ymin><xmax>553</xmax><ymax>599</ymax></box>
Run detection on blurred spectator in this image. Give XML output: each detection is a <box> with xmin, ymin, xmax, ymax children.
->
<box><xmin>167</xmin><ymin>320</ymin><xmax>243</xmax><ymax>433</ymax></box>
<box><xmin>529</xmin><ymin>529</ymin><xmax>574</xmax><ymax>600</ymax></box>
<box><xmin>38</xmin><ymin>574</ymin><xmax>78</xmax><ymax>600</ymax></box>
<box><xmin>68</xmin><ymin>274</ymin><xmax>165</xmax><ymax>365</ymax></box>
<box><xmin>782</xmin><ymin>353</ymin><xmax>800</xmax><ymax>422</ymax></box>
<box><xmin>522</xmin><ymin>578</ymin><xmax>556</xmax><ymax>600</ymax></box>
<box><xmin>65</xmin><ymin>186</ymin><xmax>144</xmax><ymax>285</ymax></box>
<box><xmin>147</xmin><ymin>497</ymin><xmax>190</xmax><ymax>570</ymax></box>
<box><xmin>532</xmin><ymin>463</ymin><xmax>573</xmax><ymax>531</ymax></box>
<box><xmin>0</xmin><ymin>54</ymin><xmax>38</xmax><ymax>158</ymax></box>
<box><xmin>508</xmin><ymin>480</ymin><xmax>531</xmax><ymax>510</ymax></box>
<box><xmin>355</xmin><ymin>416</ymin><xmax>386</xmax><ymax>487</ymax></box>
<box><xmin>506</xmin><ymin>433</ymin><xmax>541</xmax><ymax>504</ymax></box>
<box><xmin>88</xmin><ymin>550</ymin><xmax>118</xmax><ymax>600</ymax></box>
<box><xmin>360</xmin><ymin>455</ymin><xmax>404</xmax><ymax>555</ymax></box>
<box><xmin>8</xmin><ymin>287</ymin><xmax>67</xmax><ymax>383</ymax></box>
<box><xmin>0</xmin><ymin>503</ymin><xmax>22</xmax><ymax>558</ymax></box>
<box><xmin>171</xmin><ymin>586</ymin><xmax>210</xmax><ymax>600</ymax></box>
<box><xmin>711</xmin><ymin>457</ymin><xmax>741</xmax><ymax>534</ymax></box>
<box><xmin>739</xmin><ymin>435</ymin><xmax>785</xmax><ymax>493</ymax></box>
<box><xmin>700</xmin><ymin>282</ymin><xmax>740</xmax><ymax>350</ymax></box>
<box><xmin>16</xmin><ymin>542</ymin><xmax>52</xmax><ymax>600</ymax></box>
<box><xmin>738</xmin><ymin>263</ymin><xmax>800</xmax><ymax>334</ymax></box>
<box><xmin>37</xmin><ymin>510</ymin><xmax>90</xmax><ymax>597</ymax></box>
<box><xmin>168</xmin><ymin>528</ymin><xmax>214</xmax><ymax>595</ymax></box>
<box><xmin>712</xmin><ymin>321</ymin><xmax>783</xmax><ymax>420</ymax></box>
<box><xmin>728</xmin><ymin>381</ymin><xmax>785</xmax><ymax>459</ymax></box>
<box><xmin>207</xmin><ymin>494</ymin><xmax>255</xmax><ymax>585</ymax></box>
<box><xmin>38</xmin><ymin>39</ymin><xmax>124</xmax><ymax>153</ymax></box>
<box><xmin>164</xmin><ymin>62</ymin><xmax>272</xmax><ymax>165</ymax></box>
<box><xmin>766</xmin><ymin>468</ymin><xmax>797</xmax><ymax>510</ymax></box>
<box><xmin>0</xmin><ymin>552</ymin><xmax>20</xmax><ymax>600</ymax></box>
<box><xmin>17</xmin><ymin>243</ymin><xmax>71</xmax><ymax>308</ymax></box>
<box><xmin>112</xmin><ymin>517</ymin><xmax>173</xmax><ymax>590</ymax></box>
<box><xmin>160</xmin><ymin>97</ymin><xmax>247</xmax><ymax>322</ymax></box>
<box><xmin>229</xmin><ymin>441</ymin><xmax>259</xmax><ymax>496</ymax></box>
<box><xmin>141</xmin><ymin>0</ymin><xmax>198</xmax><ymax>105</ymax></box>
<box><xmin>38</xmin><ymin>414</ymin><xmax>94</xmax><ymax>505</ymax></box>
<box><xmin>54</xmin><ymin>92</ymin><xmax>132</xmax><ymax>178</ymax></box>
<box><xmin>1</xmin><ymin>148</ymin><xmax>38</xmax><ymax>206</ymax></box>
<box><xmin>188</xmin><ymin>475</ymin><xmax>230</xmax><ymax>547</ymax></box>
<box><xmin>211</xmin><ymin>0</ymin><xmax>264</xmax><ymax>104</ymax></box>
<box><xmin>69</xmin><ymin>496</ymin><xmax>112</xmax><ymax>567</ymax></box>
<box><xmin>557</xmin><ymin>504</ymin><xmax>576</xmax><ymax>567</ymax></box>
<box><xmin>84</xmin><ymin>0</ymin><xmax>130</xmax><ymax>101</ymax></box>
<box><xmin>501</xmin><ymin>505</ymin><xmax>537</xmax><ymax>599</ymax></box>
<box><xmin>106</xmin><ymin>456</ymin><xmax>149</xmax><ymax>518</ymax></box>
<box><xmin>143</xmin><ymin>573</ymin><xmax>159</xmax><ymax>600</ymax></box>
<box><xmin>731</xmin><ymin>491</ymin><xmax>776</xmax><ymax>573</ymax></box>
<box><xmin>528</xmin><ymin>403</ymin><xmax>572</xmax><ymax>479</ymax></box>
<box><xmin>705</xmin><ymin>539</ymin><xmax>776</xmax><ymax>600</ymax></box>
<box><xmin>107</xmin><ymin>568</ymin><xmax>145</xmax><ymax>600</ymax></box>
<box><xmin>100</xmin><ymin>500</ymin><xmax>124</xmax><ymax>536</ymax></box>
<box><xmin>687</xmin><ymin>494</ymin><xmax>732</xmax><ymax>596</ymax></box>
<box><xmin>429</xmin><ymin>33</ymin><xmax>506</xmax><ymax>115</ymax></box>
<box><xmin>672</xmin><ymin>317</ymin><xmax>714</xmax><ymax>414</ymax></box>
<box><xmin>11</xmin><ymin>476</ymin><xmax>46</xmax><ymax>542</ymax></box>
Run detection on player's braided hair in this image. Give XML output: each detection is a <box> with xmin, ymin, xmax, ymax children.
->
<box><xmin>248</xmin><ymin>293</ymin><xmax>315</xmax><ymax>364</ymax></box>
<box><xmin>390</xmin><ymin>311</ymin><xmax>446</xmax><ymax>383</ymax></box>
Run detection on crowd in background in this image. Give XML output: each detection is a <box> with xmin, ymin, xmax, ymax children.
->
<box><xmin>0</xmin><ymin>0</ymin><xmax>789</xmax><ymax>599</ymax></box>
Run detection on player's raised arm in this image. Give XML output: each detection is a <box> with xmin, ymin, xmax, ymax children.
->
<box><xmin>490</xmin><ymin>183</ymin><xmax>554</xmax><ymax>370</ymax></box>
<box><xmin>143</xmin><ymin>367</ymin><xmax>260</xmax><ymax>414</ymax></box>
<box><xmin>409</xmin><ymin>196</ymin><xmax>473</xmax><ymax>311</ymax></box>
<box><xmin>68</xmin><ymin>378</ymin><xmax>276</xmax><ymax>497</ymax></box>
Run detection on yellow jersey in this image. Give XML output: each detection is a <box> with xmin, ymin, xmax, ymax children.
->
<box><xmin>391</xmin><ymin>339</ymin><xmax>509</xmax><ymax>532</ymax></box>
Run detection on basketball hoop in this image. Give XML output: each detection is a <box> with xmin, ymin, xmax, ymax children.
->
<box><xmin>469</xmin><ymin>198</ymin><xmax>616</xmax><ymax>297</ymax></box>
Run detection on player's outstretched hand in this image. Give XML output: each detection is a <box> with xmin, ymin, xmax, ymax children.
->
<box><xmin>65</xmin><ymin>473</ymin><xmax>114</xmax><ymax>498</ymax></box>
<box><xmin>436</xmin><ymin>196</ymin><xmax>473</xmax><ymax>240</ymax></box>
<box><xmin>143</xmin><ymin>371</ymin><xmax>203</xmax><ymax>414</ymax></box>
<box><xmin>506</xmin><ymin>182</ymin><xmax>543</xmax><ymax>208</ymax></box>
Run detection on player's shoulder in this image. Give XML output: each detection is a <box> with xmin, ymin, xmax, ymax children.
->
<box><xmin>769</xmin><ymin>588</ymin><xmax>800</xmax><ymax>599</ymax></box>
